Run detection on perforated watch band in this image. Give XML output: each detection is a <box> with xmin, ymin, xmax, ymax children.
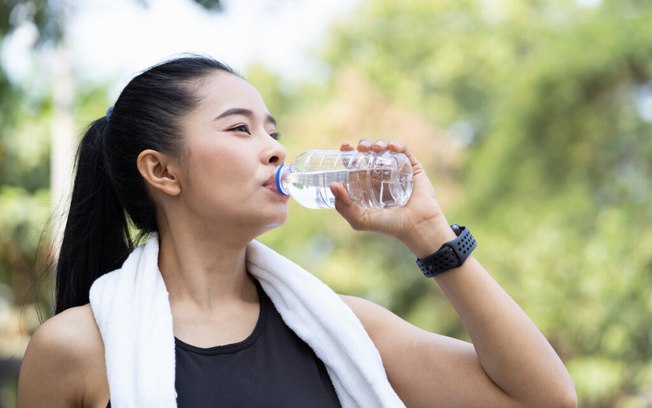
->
<box><xmin>416</xmin><ymin>224</ymin><xmax>477</xmax><ymax>278</ymax></box>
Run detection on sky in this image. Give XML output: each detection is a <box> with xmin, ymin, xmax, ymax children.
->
<box><xmin>2</xmin><ymin>0</ymin><xmax>359</xmax><ymax>91</ymax></box>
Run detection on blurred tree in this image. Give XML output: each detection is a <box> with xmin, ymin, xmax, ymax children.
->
<box><xmin>316</xmin><ymin>0</ymin><xmax>652</xmax><ymax>406</ymax></box>
<box><xmin>0</xmin><ymin>0</ymin><xmax>223</xmax><ymax>40</ymax></box>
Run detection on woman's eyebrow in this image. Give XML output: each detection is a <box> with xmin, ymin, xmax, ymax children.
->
<box><xmin>214</xmin><ymin>108</ymin><xmax>277</xmax><ymax>126</ymax></box>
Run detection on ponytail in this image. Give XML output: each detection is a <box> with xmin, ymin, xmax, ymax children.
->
<box><xmin>54</xmin><ymin>117</ymin><xmax>133</xmax><ymax>314</ymax></box>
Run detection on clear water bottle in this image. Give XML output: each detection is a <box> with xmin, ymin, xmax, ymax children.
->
<box><xmin>274</xmin><ymin>150</ymin><xmax>413</xmax><ymax>209</ymax></box>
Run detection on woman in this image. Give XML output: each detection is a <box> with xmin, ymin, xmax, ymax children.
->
<box><xmin>18</xmin><ymin>55</ymin><xmax>576</xmax><ymax>407</ymax></box>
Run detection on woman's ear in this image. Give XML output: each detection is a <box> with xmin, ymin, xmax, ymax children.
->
<box><xmin>136</xmin><ymin>149</ymin><xmax>181</xmax><ymax>196</ymax></box>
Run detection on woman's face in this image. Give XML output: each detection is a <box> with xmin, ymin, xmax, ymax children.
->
<box><xmin>174</xmin><ymin>71</ymin><xmax>290</xmax><ymax>236</ymax></box>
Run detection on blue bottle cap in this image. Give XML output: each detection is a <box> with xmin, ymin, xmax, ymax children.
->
<box><xmin>275</xmin><ymin>164</ymin><xmax>289</xmax><ymax>196</ymax></box>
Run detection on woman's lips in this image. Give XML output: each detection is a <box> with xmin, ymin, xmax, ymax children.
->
<box><xmin>264</xmin><ymin>173</ymin><xmax>284</xmax><ymax>196</ymax></box>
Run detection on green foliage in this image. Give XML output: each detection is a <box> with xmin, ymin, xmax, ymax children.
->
<box><xmin>0</xmin><ymin>0</ymin><xmax>223</xmax><ymax>42</ymax></box>
<box><xmin>0</xmin><ymin>186</ymin><xmax>50</xmax><ymax>306</ymax></box>
<box><xmin>184</xmin><ymin>0</ymin><xmax>222</xmax><ymax>12</ymax></box>
<box><xmin>245</xmin><ymin>62</ymin><xmax>301</xmax><ymax>123</ymax></box>
<box><xmin>0</xmin><ymin>0</ymin><xmax>63</xmax><ymax>44</ymax></box>
<box><xmin>0</xmin><ymin>96</ymin><xmax>51</xmax><ymax>192</ymax></box>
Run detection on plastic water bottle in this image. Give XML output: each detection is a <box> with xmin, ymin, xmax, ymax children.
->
<box><xmin>274</xmin><ymin>150</ymin><xmax>413</xmax><ymax>209</ymax></box>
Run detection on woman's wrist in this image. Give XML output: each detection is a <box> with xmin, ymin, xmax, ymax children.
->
<box><xmin>401</xmin><ymin>214</ymin><xmax>458</xmax><ymax>259</ymax></box>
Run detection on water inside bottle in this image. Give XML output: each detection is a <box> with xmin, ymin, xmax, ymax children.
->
<box><xmin>284</xmin><ymin>167</ymin><xmax>412</xmax><ymax>209</ymax></box>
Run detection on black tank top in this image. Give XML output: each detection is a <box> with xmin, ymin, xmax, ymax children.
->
<box><xmin>173</xmin><ymin>282</ymin><xmax>341</xmax><ymax>407</ymax></box>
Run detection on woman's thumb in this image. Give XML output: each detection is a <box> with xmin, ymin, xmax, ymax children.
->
<box><xmin>331</xmin><ymin>183</ymin><xmax>366</xmax><ymax>230</ymax></box>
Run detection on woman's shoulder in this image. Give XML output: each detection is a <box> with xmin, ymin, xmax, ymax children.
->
<box><xmin>339</xmin><ymin>295</ymin><xmax>406</xmax><ymax>336</ymax></box>
<box><xmin>30</xmin><ymin>304</ymin><xmax>103</xmax><ymax>357</ymax></box>
<box><xmin>23</xmin><ymin>304</ymin><xmax>106</xmax><ymax>379</ymax></box>
<box><xmin>339</xmin><ymin>294</ymin><xmax>429</xmax><ymax>348</ymax></box>
<box><xmin>18</xmin><ymin>304</ymin><xmax>108</xmax><ymax>407</ymax></box>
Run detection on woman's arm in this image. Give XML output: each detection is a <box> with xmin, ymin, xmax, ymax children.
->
<box><xmin>18</xmin><ymin>305</ymin><xmax>108</xmax><ymax>408</ymax></box>
<box><xmin>332</xmin><ymin>139</ymin><xmax>577</xmax><ymax>408</ymax></box>
<box><xmin>343</xmin><ymin>258</ymin><xmax>576</xmax><ymax>407</ymax></box>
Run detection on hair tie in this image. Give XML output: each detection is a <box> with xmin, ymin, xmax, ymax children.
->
<box><xmin>106</xmin><ymin>106</ymin><xmax>114</xmax><ymax>121</ymax></box>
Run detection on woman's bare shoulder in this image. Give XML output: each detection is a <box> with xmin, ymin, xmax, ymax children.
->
<box><xmin>30</xmin><ymin>304</ymin><xmax>103</xmax><ymax>357</ymax></box>
<box><xmin>18</xmin><ymin>304</ymin><xmax>107</xmax><ymax>407</ymax></box>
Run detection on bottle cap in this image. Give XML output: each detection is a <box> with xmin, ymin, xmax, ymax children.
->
<box><xmin>275</xmin><ymin>164</ymin><xmax>289</xmax><ymax>196</ymax></box>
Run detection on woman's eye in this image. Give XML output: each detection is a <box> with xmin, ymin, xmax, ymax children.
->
<box><xmin>269</xmin><ymin>132</ymin><xmax>281</xmax><ymax>141</ymax></box>
<box><xmin>230</xmin><ymin>124</ymin><xmax>250</xmax><ymax>133</ymax></box>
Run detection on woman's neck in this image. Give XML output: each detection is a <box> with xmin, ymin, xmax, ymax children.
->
<box><xmin>156</xmin><ymin>224</ymin><xmax>254</xmax><ymax>309</ymax></box>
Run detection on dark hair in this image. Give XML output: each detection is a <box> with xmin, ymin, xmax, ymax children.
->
<box><xmin>54</xmin><ymin>55</ymin><xmax>237</xmax><ymax>314</ymax></box>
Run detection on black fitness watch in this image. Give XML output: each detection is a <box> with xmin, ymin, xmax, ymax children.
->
<box><xmin>416</xmin><ymin>224</ymin><xmax>477</xmax><ymax>278</ymax></box>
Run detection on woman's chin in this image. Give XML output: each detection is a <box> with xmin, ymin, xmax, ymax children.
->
<box><xmin>257</xmin><ymin>210</ymin><xmax>289</xmax><ymax>234</ymax></box>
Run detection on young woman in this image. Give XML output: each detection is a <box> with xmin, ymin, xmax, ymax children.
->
<box><xmin>18</xmin><ymin>55</ymin><xmax>576</xmax><ymax>407</ymax></box>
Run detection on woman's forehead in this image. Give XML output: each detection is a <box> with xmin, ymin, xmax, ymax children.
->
<box><xmin>199</xmin><ymin>72</ymin><xmax>267</xmax><ymax>111</ymax></box>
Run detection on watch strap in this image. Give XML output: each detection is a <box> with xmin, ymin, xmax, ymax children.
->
<box><xmin>416</xmin><ymin>225</ymin><xmax>477</xmax><ymax>278</ymax></box>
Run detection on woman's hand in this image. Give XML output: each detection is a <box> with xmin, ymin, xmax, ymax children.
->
<box><xmin>330</xmin><ymin>139</ymin><xmax>456</xmax><ymax>258</ymax></box>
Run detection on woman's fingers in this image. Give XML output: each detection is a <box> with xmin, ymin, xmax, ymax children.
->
<box><xmin>356</xmin><ymin>139</ymin><xmax>373</xmax><ymax>152</ymax></box>
<box><xmin>339</xmin><ymin>141</ymin><xmax>356</xmax><ymax>151</ymax></box>
<box><xmin>353</xmin><ymin>139</ymin><xmax>412</xmax><ymax>155</ymax></box>
<box><xmin>330</xmin><ymin>182</ymin><xmax>369</xmax><ymax>230</ymax></box>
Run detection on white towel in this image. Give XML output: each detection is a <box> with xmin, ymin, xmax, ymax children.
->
<box><xmin>89</xmin><ymin>234</ymin><xmax>405</xmax><ymax>408</ymax></box>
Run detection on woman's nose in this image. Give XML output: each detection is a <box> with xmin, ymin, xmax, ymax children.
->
<box><xmin>265</xmin><ymin>138</ymin><xmax>286</xmax><ymax>165</ymax></box>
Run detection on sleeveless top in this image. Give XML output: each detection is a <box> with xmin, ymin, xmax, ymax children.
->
<box><xmin>109</xmin><ymin>282</ymin><xmax>341</xmax><ymax>407</ymax></box>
